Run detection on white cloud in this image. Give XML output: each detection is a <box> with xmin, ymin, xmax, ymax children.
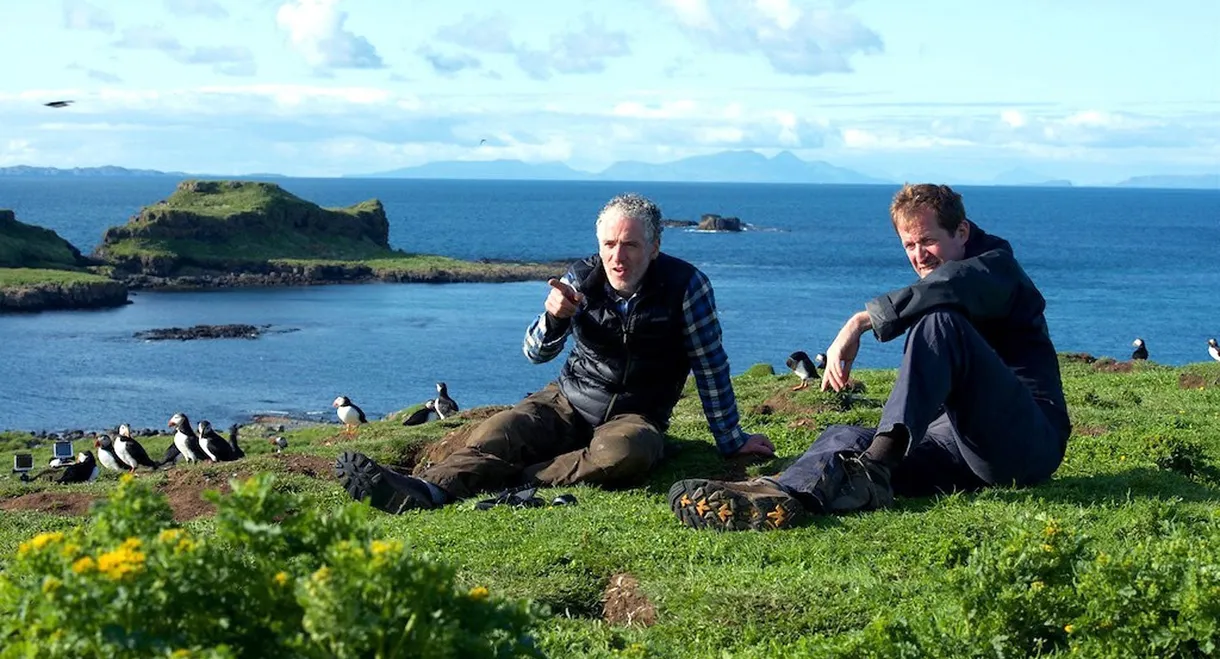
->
<box><xmin>1000</xmin><ymin>110</ymin><xmax>1027</xmax><ymax>128</ymax></box>
<box><xmin>612</xmin><ymin>100</ymin><xmax>699</xmax><ymax>119</ymax></box>
<box><xmin>436</xmin><ymin>13</ymin><xmax>516</xmax><ymax>53</ymax></box>
<box><xmin>62</xmin><ymin>0</ymin><xmax>113</xmax><ymax>33</ymax></box>
<box><xmin>276</xmin><ymin>0</ymin><xmax>384</xmax><ymax>69</ymax></box>
<box><xmin>661</xmin><ymin>0</ymin><xmax>882</xmax><ymax>75</ymax></box>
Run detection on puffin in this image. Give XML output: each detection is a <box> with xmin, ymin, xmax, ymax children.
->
<box><xmin>114</xmin><ymin>424</ymin><xmax>160</xmax><ymax>473</ymax></box>
<box><xmin>58</xmin><ymin>451</ymin><xmax>99</xmax><ymax>484</ymax></box>
<box><xmin>1131</xmin><ymin>338</ymin><xmax>1148</xmax><ymax>360</ymax></box>
<box><xmin>433</xmin><ymin>383</ymin><xmax>459</xmax><ymax>419</ymax></box>
<box><xmin>94</xmin><ymin>434</ymin><xmax>131</xmax><ymax>472</ymax></box>
<box><xmin>269</xmin><ymin>436</ymin><xmax>288</xmax><ymax>453</ymax></box>
<box><xmin>168</xmin><ymin>413</ymin><xmax>209</xmax><ymax>462</ymax></box>
<box><xmin>402</xmin><ymin>400</ymin><xmax>436</xmax><ymax>426</ymax></box>
<box><xmin>785</xmin><ymin>351</ymin><xmax>826</xmax><ymax>391</ymax></box>
<box><xmin>197</xmin><ymin>420</ymin><xmax>237</xmax><ymax>462</ymax></box>
<box><xmin>332</xmin><ymin>396</ymin><xmax>367</xmax><ymax>438</ymax></box>
<box><xmin>1208</xmin><ymin>338</ymin><xmax>1219</xmax><ymax>362</ymax></box>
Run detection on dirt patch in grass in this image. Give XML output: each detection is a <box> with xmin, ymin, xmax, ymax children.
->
<box><xmin>403</xmin><ymin>406</ymin><xmax>512</xmax><ymax>475</ymax></box>
<box><xmin>1092</xmin><ymin>358</ymin><xmax>1133</xmax><ymax>373</ymax></box>
<box><xmin>159</xmin><ymin>469</ymin><xmax>235</xmax><ymax>521</ymax></box>
<box><xmin>0</xmin><ymin>491</ymin><xmax>99</xmax><ymax>516</ymax></box>
<box><xmin>1074</xmin><ymin>425</ymin><xmax>1108</xmax><ymax>437</ymax></box>
<box><xmin>751</xmin><ymin>393</ymin><xmax>830</xmax><ymax>417</ymax></box>
<box><xmin>267</xmin><ymin>454</ymin><xmax>334</xmax><ymax>479</ymax></box>
<box><xmin>602</xmin><ymin>572</ymin><xmax>657</xmax><ymax>627</ymax></box>
<box><xmin>1061</xmin><ymin>352</ymin><xmax>1097</xmax><ymax>364</ymax></box>
<box><xmin>1178</xmin><ymin>373</ymin><xmax>1218</xmax><ymax>390</ymax></box>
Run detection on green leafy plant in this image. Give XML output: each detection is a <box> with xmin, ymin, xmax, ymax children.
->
<box><xmin>0</xmin><ymin>474</ymin><xmax>542</xmax><ymax>658</ymax></box>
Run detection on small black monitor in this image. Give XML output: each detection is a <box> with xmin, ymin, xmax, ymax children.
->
<box><xmin>13</xmin><ymin>453</ymin><xmax>34</xmax><ymax>472</ymax></box>
<box><xmin>52</xmin><ymin>441</ymin><xmax>74</xmax><ymax>461</ymax></box>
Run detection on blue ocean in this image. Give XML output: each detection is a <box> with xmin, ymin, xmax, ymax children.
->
<box><xmin>1</xmin><ymin>177</ymin><xmax>1217</xmax><ymax>432</ymax></box>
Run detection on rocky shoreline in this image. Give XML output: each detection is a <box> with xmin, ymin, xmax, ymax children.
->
<box><xmin>0</xmin><ymin>279</ymin><xmax>129</xmax><ymax>312</ymax></box>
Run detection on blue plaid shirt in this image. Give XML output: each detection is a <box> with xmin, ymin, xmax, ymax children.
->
<box><xmin>523</xmin><ymin>268</ymin><xmax>749</xmax><ymax>455</ymax></box>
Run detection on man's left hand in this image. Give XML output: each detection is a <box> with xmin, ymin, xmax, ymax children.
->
<box><xmin>734</xmin><ymin>433</ymin><xmax>775</xmax><ymax>457</ymax></box>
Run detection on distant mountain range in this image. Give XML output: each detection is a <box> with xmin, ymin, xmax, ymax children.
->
<box><xmin>350</xmin><ymin>150</ymin><xmax>891</xmax><ymax>185</ymax></box>
<box><xmin>1</xmin><ymin>157</ymin><xmax>1216</xmax><ymax>189</ymax></box>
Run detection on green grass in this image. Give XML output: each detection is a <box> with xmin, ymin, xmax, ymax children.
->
<box><xmin>135</xmin><ymin>180</ymin><xmax>377</xmax><ymax>221</ymax></box>
<box><xmin>0</xmin><ymin>268</ymin><xmax>113</xmax><ymax>287</ymax></box>
<box><xmin>3</xmin><ymin>357</ymin><xmax>1220</xmax><ymax>656</ymax></box>
<box><xmin>0</xmin><ymin>211</ymin><xmax>84</xmax><ymax>270</ymax></box>
<box><xmin>101</xmin><ymin>235</ymin><xmax>396</xmax><ymax>262</ymax></box>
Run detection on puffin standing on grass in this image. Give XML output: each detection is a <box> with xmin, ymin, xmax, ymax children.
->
<box><xmin>94</xmin><ymin>435</ymin><xmax>130</xmax><ymax>472</ymax></box>
<box><xmin>58</xmin><ymin>451</ymin><xmax>99</xmax><ymax>483</ymax></box>
<box><xmin>197</xmin><ymin>420</ymin><xmax>238</xmax><ymax>462</ymax></box>
<box><xmin>433</xmin><ymin>383</ymin><xmax>459</xmax><ymax>419</ymax></box>
<box><xmin>785</xmin><ymin>351</ymin><xmax>826</xmax><ymax>391</ymax></box>
<box><xmin>1132</xmin><ymin>338</ymin><xmax>1149</xmax><ymax>360</ymax></box>
<box><xmin>115</xmin><ymin>424</ymin><xmax>161</xmax><ymax>473</ymax></box>
<box><xmin>269</xmin><ymin>436</ymin><xmax>288</xmax><ymax>453</ymax></box>
<box><xmin>1208</xmin><ymin>338</ymin><xmax>1219</xmax><ymax>362</ymax></box>
<box><xmin>168</xmin><ymin>413</ymin><xmax>209</xmax><ymax>462</ymax></box>
<box><xmin>333</xmin><ymin>396</ymin><xmax>367</xmax><ymax>438</ymax></box>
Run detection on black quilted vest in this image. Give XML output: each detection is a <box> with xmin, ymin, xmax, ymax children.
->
<box><xmin>557</xmin><ymin>253</ymin><xmax>695</xmax><ymax>429</ymax></box>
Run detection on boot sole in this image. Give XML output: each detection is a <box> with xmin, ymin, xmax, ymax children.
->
<box><xmin>334</xmin><ymin>451</ymin><xmax>418</xmax><ymax>514</ymax></box>
<box><xmin>668</xmin><ymin>479</ymin><xmax>803</xmax><ymax>531</ymax></box>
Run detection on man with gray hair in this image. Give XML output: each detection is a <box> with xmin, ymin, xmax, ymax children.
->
<box><xmin>336</xmin><ymin>193</ymin><xmax>773</xmax><ymax>513</ymax></box>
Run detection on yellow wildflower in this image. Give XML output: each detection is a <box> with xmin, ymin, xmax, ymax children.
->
<box><xmin>468</xmin><ymin>586</ymin><xmax>490</xmax><ymax>601</ymax></box>
<box><xmin>312</xmin><ymin>566</ymin><xmax>331</xmax><ymax>583</ymax></box>
<box><xmin>1041</xmin><ymin>543</ymin><xmax>1054</xmax><ymax>552</ymax></box>
<box><xmin>60</xmin><ymin>543</ymin><xmax>81</xmax><ymax>559</ymax></box>
<box><xmin>1064</xmin><ymin>624</ymin><xmax>1075</xmax><ymax>633</ymax></box>
<box><xmin>97</xmin><ymin>543</ymin><xmax>146</xmax><ymax>581</ymax></box>
<box><xmin>1030</xmin><ymin>581</ymin><xmax>1045</xmax><ymax>592</ymax></box>
<box><xmin>42</xmin><ymin>576</ymin><xmax>62</xmax><ymax>595</ymax></box>
<box><xmin>72</xmin><ymin>556</ymin><xmax>97</xmax><ymax>574</ymax></box>
<box><xmin>171</xmin><ymin>650</ymin><xmax>192</xmax><ymax>658</ymax></box>
<box><xmin>158</xmin><ymin>529</ymin><xmax>183</xmax><ymax>544</ymax></box>
<box><xmin>120</xmin><ymin>537</ymin><xmax>143</xmax><ymax>552</ymax></box>
<box><xmin>19</xmin><ymin>531</ymin><xmax>65</xmax><ymax>555</ymax></box>
<box><xmin>274</xmin><ymin>571</ymin><xmax>290</xmax><ymax>587</ymax></box>
<box><xmin>370</xmin><ymin>539</ymin><xmax>400</xmax><ymax>557</ymax></box>
<box><xmin>119</xmin><ymin>473</ymin><xmax>134</xmax><ymax>484</ymax></box>
<box><xmin>175</xmin><ymin>537</ymin><xmax>196</xmax><ymax>554</ymax></box>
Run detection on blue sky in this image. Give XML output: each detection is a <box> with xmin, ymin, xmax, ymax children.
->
<box><xmin>0</xmin><ymin>0</ymin><xmax>1216</xmax><ymax>184</ymax></box>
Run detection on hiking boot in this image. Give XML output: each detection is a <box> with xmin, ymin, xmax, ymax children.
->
<box><xmin>810</xmin><ymin>451</ymin><xmax>894</xmax><ymax>514</ymax></box>
<box><xmin>668</xmin><ymin>477</ymin><xmax>805</xmax><ymax>531</ymax></box>
<box><xmin>334</xmin><ymin>451</ymin><xmax>437</xmax><ymax>514</ymax></box>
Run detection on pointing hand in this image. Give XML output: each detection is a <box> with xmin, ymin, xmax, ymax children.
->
<box><xmin>545</xmin><ymin>278</ymin><xmax>584</xmax><ymax>319</ymax></box>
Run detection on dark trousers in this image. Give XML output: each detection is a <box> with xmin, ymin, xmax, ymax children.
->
<box><xmin>417</xmin><ymin>383</ymin><xmax>666</xmax><ymax>499</ymax></box>
<box><xmin>777</xmin><ymin>310</ymin><xmax>1070</xmax><ymax>499</ymax></box>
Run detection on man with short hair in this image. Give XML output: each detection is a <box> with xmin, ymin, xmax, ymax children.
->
<box><xmin>336</xmin><ymin>193</ymin><xmax>774</xmax><ymax>513</ymax></box>
<box><xmin>669</xmin><ymin>183</ymin><xmax>1071</xmax><ymax>531</ymax></box>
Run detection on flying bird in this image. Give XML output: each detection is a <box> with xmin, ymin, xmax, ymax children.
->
<box><xmin>44</xmin><ymin>100</ymin><xmax>73</xmax><ymax>108</ymax></box>
<box><xmin>333</xmin><ymin>395</ymin><xmax>367</xmax><ymax>438</ymax></box>
<box><xmin>1131</xmin><ymin>338</ymin><xmax>1148</xmax><ymax>361</ymax></box>
<box><xmin>479</xmin><ymin>138</ymin><xmax>487</xmax><ymax>146</ymax></box>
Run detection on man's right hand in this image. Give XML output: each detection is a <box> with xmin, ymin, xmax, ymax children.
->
<box><xmin>545</xmin><ymin>278</ymin><xmax>584</xmax><ymax>319</ymax></box>
<box><xmin>822</xmin><ymin>310</ymin><xmax>870</xmax><ymax>392</ymax></box>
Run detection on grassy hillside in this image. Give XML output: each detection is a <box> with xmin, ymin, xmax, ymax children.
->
<box><xmin>0</xmin><ymin>209</ymin><xmax>87</xmax><ymax>270</ymax></box>
<box><xmin>96</xmin><ymin>180</ymin><xmax>394</xmax><ymax>266</ymax></box>
<box><xmin>3</xmin><ymin>356</ymin><xmax>1219</xmax><ymax>656</ymax></box>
